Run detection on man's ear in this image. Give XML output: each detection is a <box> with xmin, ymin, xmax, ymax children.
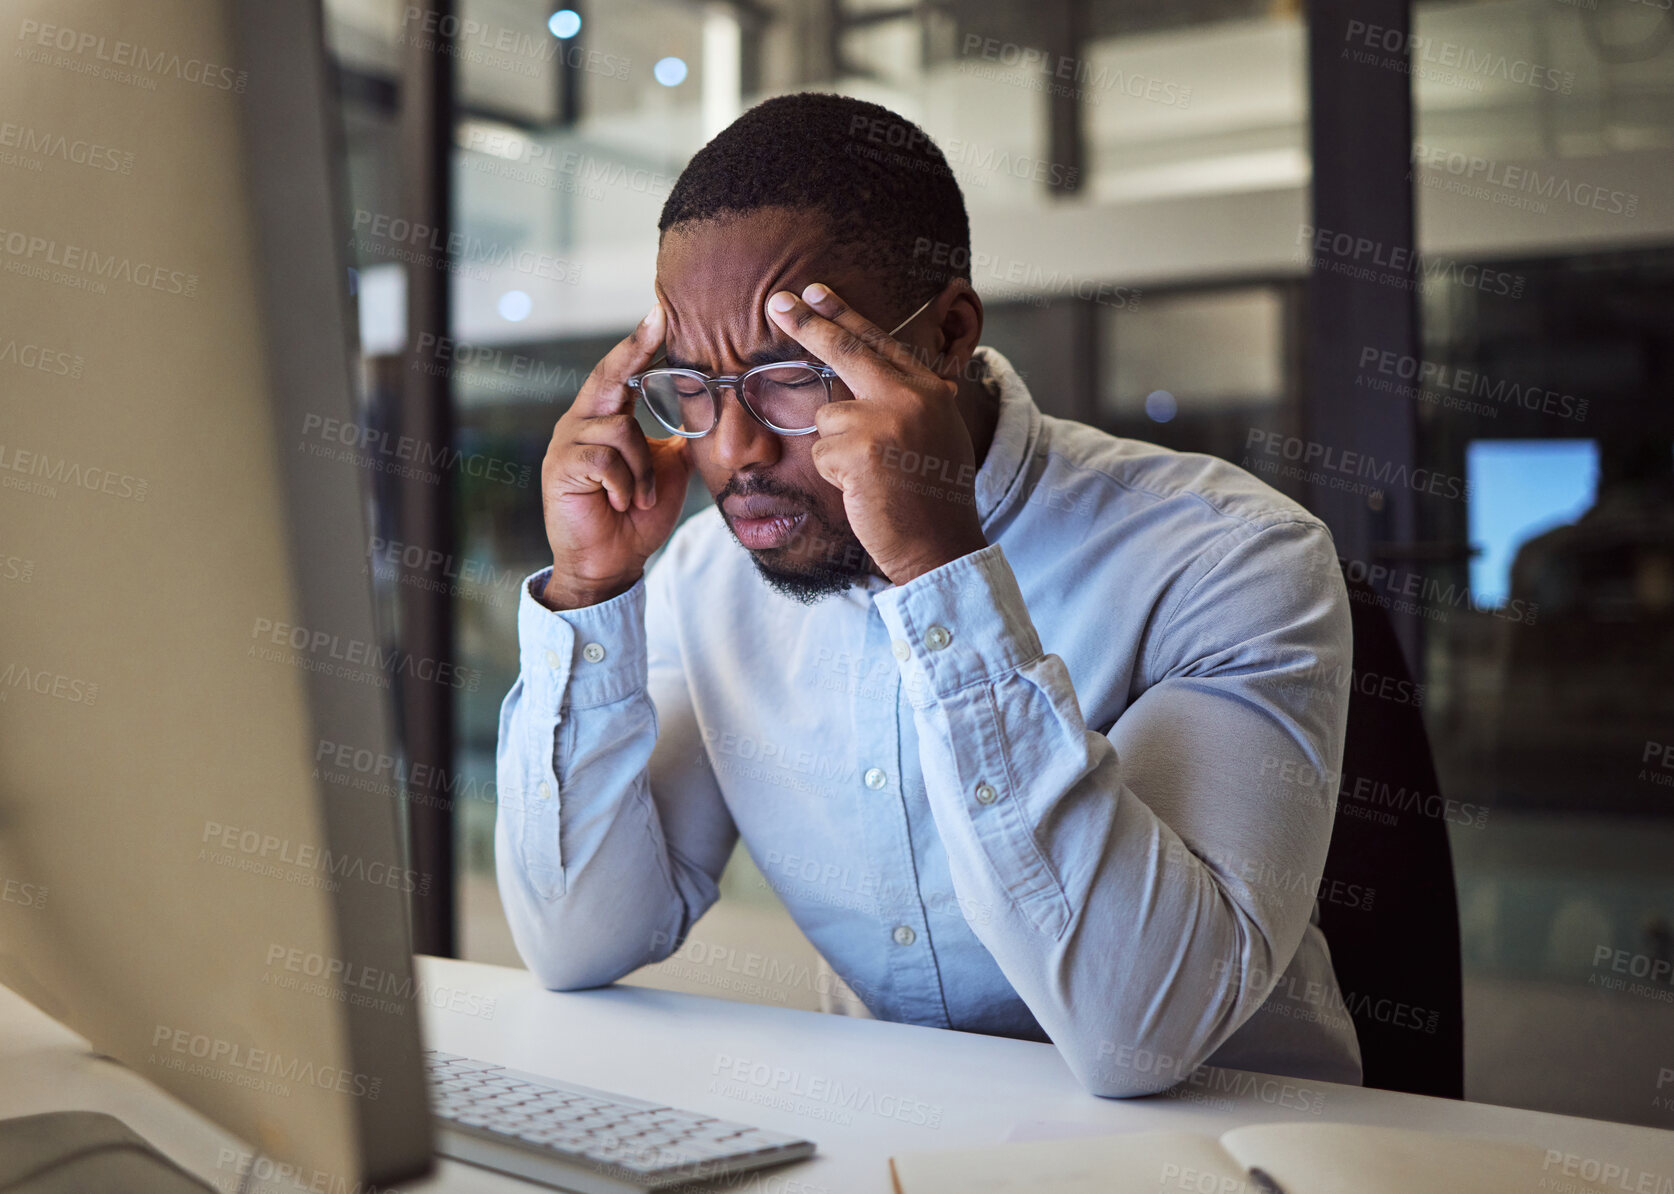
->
<box><xmin>932</xmin><ymin>278</ymin><xmax>984</xmax><ymax>382</ymax></box>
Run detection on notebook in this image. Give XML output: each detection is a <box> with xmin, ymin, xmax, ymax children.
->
<box><xmin>889</xmin><ymin>1122</ymin><xmax>1629</xmax><ymax>1194</ymax></box>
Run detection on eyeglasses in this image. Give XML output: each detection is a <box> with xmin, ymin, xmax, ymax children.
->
<box><xmin>628</xmin><ymin>292</ymin><xmax>938</xmax><ymax>438</ymax></box>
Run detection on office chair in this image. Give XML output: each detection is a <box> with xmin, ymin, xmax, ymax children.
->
<box><xmin>1316</xmin><ymin>570</ymin><xmax>1465</xmax><ymax>1099</ymax></box>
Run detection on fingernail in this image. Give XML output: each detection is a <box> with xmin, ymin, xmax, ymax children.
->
<box><xmin>642</xmin><ymin>302</ymin><xmax>660</xmax><ymax>326</ymax></box>
<box><xmin>802</xmin><ymin>283</ymin><xmax>829</xmax><ymax>304</ymax></box>
<box><xmin>768</xmin><ymin>291</ymin><xmax>796</xmax><ymax>313</ymax></box>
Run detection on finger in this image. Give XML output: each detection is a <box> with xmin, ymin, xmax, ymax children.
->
<box><xmin>564</xmin><ymin>442</ymin><xmax>639</xmax><ymax>513</ymax></box>
<box><xmin>575</xmin><ymin>412</ymin><xmax>657</xmax><ymax>509</ymax></box>
<box><xmin>572</xmin><ymin>302</ymin><xmax>666</xmax><ymax>418</ymax></box>
<box><xmin>647</xmin><ymin>434</ymin><xmax>694</xmax><ymax>502</ymax></box>
<box><xmin>798</xmin><ymin>282</ymin><xmax>934</xmax><ymax>377</ymax></box>
<box><xmin>764</xmin><ymin>289</ymin><xmax>901</xmax><ymax>399</ymax></box>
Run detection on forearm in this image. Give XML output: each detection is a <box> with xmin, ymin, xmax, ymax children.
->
<box><xmin>877</xmin><ymin>541</ymin><xmax>1348</xmax><ymax>1096</ymax></box>
<box><xmin>496</xmin><ymin>570</ymin><xmax>722</xmax><ymax>990</ymax></box>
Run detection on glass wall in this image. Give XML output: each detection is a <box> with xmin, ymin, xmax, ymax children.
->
<box><xmin>320</xmin><ymin>0</ymin><xmax>1674</xmax><ymax>1125</ymax></box>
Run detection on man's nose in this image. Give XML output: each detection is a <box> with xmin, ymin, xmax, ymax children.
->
<box><xmin>709</xmin><ymin>385</ymin><xmax>780</xmax><ymax>472</ymax></box>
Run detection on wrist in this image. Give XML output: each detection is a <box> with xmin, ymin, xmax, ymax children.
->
<box><xmin>539</xmin><ymin>569</ymin><xmax>640</xmax><ymax>612</ymax></box>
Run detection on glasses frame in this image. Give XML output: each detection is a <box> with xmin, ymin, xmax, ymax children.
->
<box><xmin>627</xmin><ymin>292</ymin><xmax>939</xmax><ymax>438</ymax></box>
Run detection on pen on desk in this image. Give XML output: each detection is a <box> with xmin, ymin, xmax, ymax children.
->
<box><xmin>1248</xmin><ymin>1167</ymin><xmax>1286</xmax><ymax>1194</ymax></box>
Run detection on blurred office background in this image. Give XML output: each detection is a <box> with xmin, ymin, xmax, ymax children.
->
<box><xmin>319</xmin><ymin>0</ymin><xmax>1673</xmax><ymax>1128</ymax></box>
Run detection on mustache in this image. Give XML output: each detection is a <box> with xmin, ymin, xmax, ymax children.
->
<box><xmin>716</xmin><ymin>474</ymin><xmax>817</xmax><ymax>511</ymax></box>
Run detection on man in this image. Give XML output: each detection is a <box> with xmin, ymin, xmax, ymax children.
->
<box><xmin>496</xmin><ymin>92</ymin><xmax>1361</xmax><ymax>1096</ymax></box>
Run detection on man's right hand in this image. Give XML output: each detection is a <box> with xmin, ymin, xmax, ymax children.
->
<box><xmin>539</xmin><ymin>302</ymin><xmax>694</xmax><ymax>611</ymax></box>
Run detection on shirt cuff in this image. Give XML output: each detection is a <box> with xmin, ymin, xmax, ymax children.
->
<box><xmin>517</xmin><ymin>567</ymin><xmax>649</xmax><ymax>710</ymax></box>
<box><xmin>873</xmin><ymin>543</ymin><xmax>1044</xmax><ymax>709</ymax></box>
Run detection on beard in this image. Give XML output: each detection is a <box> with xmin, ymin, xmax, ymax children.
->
<box><xmin>718</xmin><ymin>477</ymin><xmax>878</xmax><ymax>605</ymax></box>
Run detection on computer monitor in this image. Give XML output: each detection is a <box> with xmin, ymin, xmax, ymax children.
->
<box><xmin>0</xmin><ymin>0</ymin><xmax>431</xmax><ymax>1185</ymax></box>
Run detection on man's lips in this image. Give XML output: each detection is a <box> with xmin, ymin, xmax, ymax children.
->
<box><xmin>724</xmin><ymin>496</ymin><xmax>807</xmax><ymax>551</ymax></box>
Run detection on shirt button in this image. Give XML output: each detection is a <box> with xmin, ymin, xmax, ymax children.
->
<box><xmin>537</xmin><ymin>781</ymin><xmax>553</xmax><ymax>800</ymax></box>
<box><xmin>975</xmin><ymin>782</ymin><xmax>998</xmax><ymax>805</ymax></box>
<box><xmin>581</xmin><ymin>642</ymin><xmax>606</xmax><ymax>664</ymax></box>
<box><xmin>924</xmin><ymin>625</ymin><xmax>952</xmax><ymax>651</ymax></box>
<box><xmin>864</xmin><ymin>768</ymin><xmax>887</xmax><ymax>790</ymax></box>
<box><xmin>544</xmin><ymin>648</ymin><xmax>561</xmax><ymax>670</ymax></box>
<box><xmin>891</xmin><ymin>639</ymin><xmax>910</xmax><ymax>662</ymax></box>
<box><xmin>892</xmin><ymin>925</ymin><xmax>916</xmax><ymax>946</ymax></box>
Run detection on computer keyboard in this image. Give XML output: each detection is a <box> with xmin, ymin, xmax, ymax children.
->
<box><xmin>426</xmin><ymin>1049</ymin><xmax>817</xmax><ymax>1194</ymax></box>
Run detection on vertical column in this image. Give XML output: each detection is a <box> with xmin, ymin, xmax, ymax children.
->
<box><xmin>399</xmin><ymin>0</ymin><xmax>457</xmax><ymax>957</ymax></box>
<box><xmin>1304</xmin><ymin>0</ymin><xmax>1422</xmax><ymax>669</ymax></box>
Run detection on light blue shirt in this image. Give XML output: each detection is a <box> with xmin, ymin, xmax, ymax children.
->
<box><xmin>496</xmin><ymin>347</ymin><xmax>1363</xmax><ymax>1096</ymax></box>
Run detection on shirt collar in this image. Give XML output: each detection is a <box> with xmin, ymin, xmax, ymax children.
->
<box><xmin>970</xmin><ymin>345</ymin><xmax>1039</xmax><ymax>530</ymax></box>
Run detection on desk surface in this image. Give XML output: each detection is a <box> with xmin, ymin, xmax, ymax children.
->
<box><xmin>0</xmin><ymin>955</ymin><xmax>1669</xmax><ymax>1192</ymax></box>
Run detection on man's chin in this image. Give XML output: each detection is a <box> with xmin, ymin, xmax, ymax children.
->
<box><xmin>745</xmin><ymin>547</ymin><xmax>870</xmax><ymax>606</ymax></box>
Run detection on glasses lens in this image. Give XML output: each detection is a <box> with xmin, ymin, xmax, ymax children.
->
<box><xmin>742</xmin><ymin>365</ymin><xmax>827</xmax><ymax>431</ymax></box>
<box><xmin>640</xmin><ymin>370</ymin><xmax>714</xmax><ymax>435</ymax></box>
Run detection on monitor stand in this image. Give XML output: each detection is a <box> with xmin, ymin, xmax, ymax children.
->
<box><xmin>0</xmin><ymin>1111</ymin><xmax>216</xmax><ymax>1194</ymax></box>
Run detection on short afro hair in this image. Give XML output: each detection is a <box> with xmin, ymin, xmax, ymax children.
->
<box><xmin>658</xmin><ymin>92</ymin><xmax>970</xmax><ymax>311</ymax></box>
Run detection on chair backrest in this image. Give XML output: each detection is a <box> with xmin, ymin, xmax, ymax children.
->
<box><xmin>1316</xmin><ymin>571</ymin><xmax>1465</xmax><ymax>1098</ymax></box>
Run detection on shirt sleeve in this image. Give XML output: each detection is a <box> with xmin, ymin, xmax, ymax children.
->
<box><xmin>872</xmin><ymin>524</ymin><xmax>1352</xmax><ymax>1097</ymax></box>
<box><xmin>494</xmin><ymin>558</ymin><xmax>738</xmax><ymax>990</ymax></box>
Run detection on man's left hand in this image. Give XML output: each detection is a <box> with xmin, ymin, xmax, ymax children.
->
<box><xmin>766</xmin><ymin>282</ymin><xmax>988</xmax><ymax>587</ymax></box>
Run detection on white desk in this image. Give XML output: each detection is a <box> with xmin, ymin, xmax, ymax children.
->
<box><xmin>1</xmin><ymin>955</ymin><xmax>1669</xmax><ymax>1192</ymax></box>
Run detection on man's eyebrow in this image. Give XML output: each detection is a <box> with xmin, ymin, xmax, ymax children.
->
<box><xmin>662</xmin><ymin>343</ymin><xmax>816</xmax><ymax>372</ymax></box>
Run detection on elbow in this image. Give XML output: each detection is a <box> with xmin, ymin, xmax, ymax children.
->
<box><xmin>1068</xmin><ymin>1036</ymin><xmax>1217</xmax><ymax>1099</ymax></box>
